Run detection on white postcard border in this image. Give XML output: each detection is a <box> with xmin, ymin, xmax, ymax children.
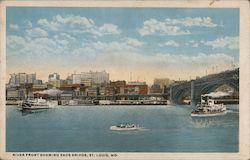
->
<box><xmin>0</xmin><ymin>1</ymin><xmax>249</xmax><ymax>160</ymax></box>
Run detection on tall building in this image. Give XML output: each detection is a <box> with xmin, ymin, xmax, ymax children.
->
<box><xmin>72</xmin><ymin>74</ymin><xmax>82</xmax><ymax>84</ymax></box>
<box><xmin>48</xmin><ymin>73</ymin><xmax>60</xmax><ymax>81</ymax></box>
<box><xmin>27</xmin><ymin>74</ymin><xmax>36</xmax><ymax>83</ymax></box>
<box><xmin>81</xmin><ymin>72</ymin><xmax>92</xmax><ymax>80</ymax></box>
<box><xmin>81</xmin><ymin>71</ymin><xmax>109</xmax><ymax>84</ymax></box>
<box><xmin>154</xmin><ymin>78</ymin><xmax>175</xmax><ymax>89</ymax></box>
<box><xmin>48</xmin><ymin>73</ymin><xmax>60</xmax><ymax>88</ymax></box>
<box><xmin>19</xmin><ymin>73</ymin><xmax>27</xmax><ymax>84</ymax></box>
<box><xmin>9</xmin><ymin>73</ymin><xmax>16</xmax><ymax>85</ymax></box>
<box><xmin>9</xmin><ymin>73</ymin><xmax>37</xmax><ymax>85</ymax></box>
<box><xmin>91</xmin><ymin>71</ymin><xmax>109</xmax><ymax>84</ymax></box>
<box><xmin>66</xmin><ymin>75</ymin><xmax>73</xmax><ymax>85</ymax></box>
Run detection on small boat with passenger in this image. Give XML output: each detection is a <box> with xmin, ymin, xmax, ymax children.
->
<box><xmin>110</xmin><ymin>123</ymin><xmax>141</xmax><ymax>131</ymax></box>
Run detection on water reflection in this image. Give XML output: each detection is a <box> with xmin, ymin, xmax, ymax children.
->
<box><xmin>191</xmin><ymin>116</ymin><xmax>226</xmax><ymax>128</ymax></box>
<box><xmin>18</xmin><ymin>108</ymin><xmax>50</xmax><ymax>116</ymax></box>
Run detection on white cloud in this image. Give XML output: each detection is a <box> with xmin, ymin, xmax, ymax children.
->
<box><xmin>7</xmin><ymin>35</ymin><xmax>26</xmax><ymax>48</ymax></box>
<box><xmin>138</xmin><ymin>19</ymin><xmax>191</xmax><ymax>36</ymax></box>
<box><xmin>99</xmin><ymin>24</ymin><xmax>121</xmax><ymax>35</ymax></box>
<box><xmin>138</xmin><ymin>17</ymin><xmax>218</xmax><ymax>36</ymax></box>
<box><xmin>60</xmin><ymin>40</ymin><xmax>69</xmax><ymax>46</ymax></box>
<box><xmin>7</xmin><ymin>34</ymin><xmax>69</xmax><ymax>58</ymax></box>
<box><xmin>78</xmin><ymin>38</ymin><xmax>143</xmax><ymax>54</ymax></box>
<box><xmin>160</xmin><ymin>40</ymin><xmax>179</xmax><ymax>47</ymax></box>
<box><xmin>124</xmin><ymin>38</ymin><xmax>143</xmax><ymax>46</ymax></box>
<box><xmin>27</xmin><ymin>21</ymin><xmax>33</xmax><ymax>28</ymax></box>
<box><xmin>37</xmin><ymin>15</ymin><xmax>121</xmax><ymax>36</ymax></box>
<box><xmin>201</xmin><ymin>36</ymin><xmax>239</xmax><ymax>49</ymax></box>
<box><xmin>165</xmin><ymin>17</ymin><xmax>217</xmax><ymax>27</ymax></box>
<box><xmin>37</xmin><ymin>19</ymin><xmax>59</xmax><ymax>31</ymax></box>
<box><xmin>189</xmin><ymin>40</ymin><xmax>195</xmax><ymax>43</ymax></box>
<box><xmin>33</xmin><ymin>38</ymin><xmax>57</xmax><ymax>48</ymax></box>
<box><xmin>81</xmin><ymin>41</ymin><xmax>129</xmax><ymax>53</ymax></box>
<box><xmin>53</xmin><ymin>34</ymin><xmax>75</xmax><ymax>45</ymax></box>
<box><xmin>192</xmin><ymin>43</ymin><xmax>199</xmax><ymax>48</ymax></box>
<box><xmin>26</xmin><ymin>27</ymin><xmax>48</xmax><ymax>38</ymax></box>
<box><xmin>185</xmin><ymin>40</ymin><xmax>199</xmax><ymax>47</ymax></box>
<box><xmin>9</xmin><ymin>24</ymin><xmax>19</xmax><ymax>31</ymax></box>
<box><xmin>22</xmin><ymin>38</ymin><xmax>66</xmax><ymax>57</ymax></box>
<box><xmin>60</xmin><ymin>33</ymin><xmax>76</xmax><ymax>41</ymax></box>
<box><xmin>55</xmin><ymin>15</ymin><xmax>94</xmax><ymax>28</ymax></box>
<box><xmin>72</xmin><ymin>47</ymin><xmax>96</xmax><ymax>56</ymax></box>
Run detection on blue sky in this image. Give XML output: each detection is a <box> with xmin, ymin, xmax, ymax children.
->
<box><xmin>6</xmin><ymin>7</ymin><xmax>239</xmax><ymax>84</ymax></box>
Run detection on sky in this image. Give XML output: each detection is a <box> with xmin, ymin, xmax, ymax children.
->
<box><xmin>6</xmin><ymin>7</ymin><xmax>239</xmax><ymax>84</ymax></box>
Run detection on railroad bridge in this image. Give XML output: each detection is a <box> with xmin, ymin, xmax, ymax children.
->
<box><xmin>168</xmin><ymin>68</ymin><xmax>239</xmax><ymax>105</ymax></box>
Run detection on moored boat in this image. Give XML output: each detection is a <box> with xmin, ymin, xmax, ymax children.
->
<box><xmin>19</xmin><ymin>98</ymin><xmax>52</xmax><ymax>110</ymax></box>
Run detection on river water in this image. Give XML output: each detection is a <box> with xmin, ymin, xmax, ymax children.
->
<box><xmin>6</xmin><ymin>105</ymin><xmax>239</xmax><ymax>152</ymax></box>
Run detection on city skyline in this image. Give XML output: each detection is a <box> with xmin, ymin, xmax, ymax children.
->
<box><xmin>7</xmin><ymin>67</ymin><xmax>237</xmax><ymax>87</ymax></box>
<box><xmin>7</xmin><ymin>71</ymin><xmax>153</xmax><ymax>85</ymax></box>
<box><xmin>6</xmin><ymin>8</ymin><xmax>239</xmax><ymax>84</ymax></box>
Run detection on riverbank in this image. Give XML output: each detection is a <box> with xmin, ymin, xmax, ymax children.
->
<box><xmin>6</xmin><ymin>98</ymin><xmax>239</xmax><ymax>106</ymax></box>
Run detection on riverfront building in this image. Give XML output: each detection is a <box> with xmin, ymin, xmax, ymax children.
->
<box><xmin>81</xmin><ymin>79</ymin><xmax>93</xmax><ymax>87</ymax></box>
<box><xmin>6</xmin><ymin>71</ymin><xmax>150</xmax><ymax>100</ymax></box>
<box><xmin>150</xmin><ymin>84</ymin><xmax>162</xmax><ymax>94</ymax></box>
<box><xmin>126</xmin><ymin>81</ymin><xmax>148</xmax><ymax>95</ymax></box>
<box><xmin>6</xmin><ymin>87</ymin><xmax>24</xmax><ymax>100</ymax></box>
<box><xmin>110</xmin><ymin>80</ymin><xmax>126</xmax><ymax>95</ymax></box>
<box><xmin>34</xmin><ymin>79</ymin><xmax>43</xmax><ymax>85</ymax></box>
<box><xmin>48</xmin><ymin>80</ymin><xmax>61</xmax><ymax>88</ymax></box>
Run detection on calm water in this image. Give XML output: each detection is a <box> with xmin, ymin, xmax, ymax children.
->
<box><xmin>6</xmin><ymin>105</ymin><xmax>239</xmax><ymax>152</ymax></box>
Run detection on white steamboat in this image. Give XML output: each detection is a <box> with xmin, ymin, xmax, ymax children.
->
<box><xmin>19</xmin><ymin>98</ymin><xmax>56</xmax><ymax>110</ymax></box>
<box><xmin>191</xmin><ymin>92</ymin><xmax>227</xmax><ymax>117</ymax></box>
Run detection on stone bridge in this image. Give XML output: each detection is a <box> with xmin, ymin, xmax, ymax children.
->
<box><xmin>168</xmin><ymin>68</ymin><xmax>239</xmax><ymax>105</ymax></box>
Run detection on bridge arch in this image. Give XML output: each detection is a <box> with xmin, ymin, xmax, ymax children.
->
<box><xmin>169</xmin><ymin>68</ymin><xmax>239</xmax><ymax>105</ymax></box>
<box><xmin>172</xmin><ymin>85</ymin><xmax>191</xmax><ymax>104</ymax></box>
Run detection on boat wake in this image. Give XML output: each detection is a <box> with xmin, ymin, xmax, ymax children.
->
<box><xmin>137</xmin><ymin>127</ymin><xmax>149</xmax><ymax>131</ymax></box>
<box><xmin>190</xmin><ymin>110</ymin><xmax>238</xmax><ymax>117</ymax></box>
<box><xmin>226</xmin><ymin>110</ymin><xmax>239</xmax><ymax>114</ymax></box>
<box><xmin>110</xmin><ymin>127</ymin><xmax>149</xmax><ymax>135</ymax></box>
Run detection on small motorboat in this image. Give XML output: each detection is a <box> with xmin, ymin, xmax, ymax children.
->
<box><xmin>110</xmin><ymin>123</ymin><xmax>141</xmax><ymax>131</ymax></box>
